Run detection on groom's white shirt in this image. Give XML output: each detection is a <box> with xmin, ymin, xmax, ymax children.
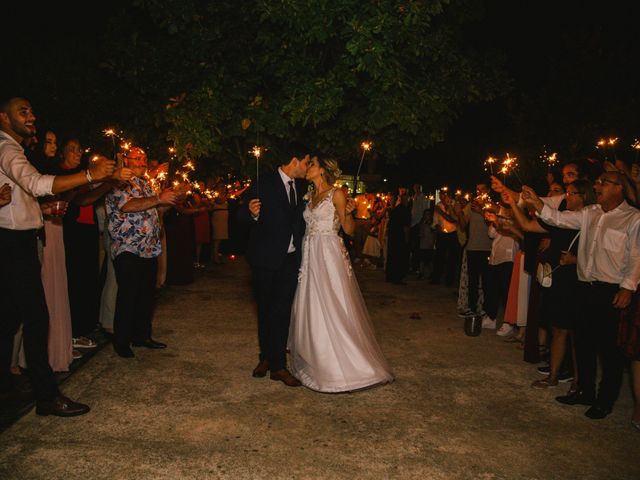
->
<box><xmin>278</xmin><ymin>167</ymin><xmax>297</xmax><ymax>253</ymax></box>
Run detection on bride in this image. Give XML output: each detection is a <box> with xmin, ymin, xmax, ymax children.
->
<box><xmin>288</xmin><ymin>156</ymin><xmax>394</xmax><ymax>392</ymax></box>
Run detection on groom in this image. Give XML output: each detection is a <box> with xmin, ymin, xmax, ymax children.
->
<box><xmin>240</xmin><ymin>143</ymin><xmax>310</xmax><ymax>387</ymax></box>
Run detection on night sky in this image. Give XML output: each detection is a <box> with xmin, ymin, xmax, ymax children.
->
<box><xmin>4</xmin><ymin>1</ymin><xmax>639</xmax><ymax>191</ymax></box>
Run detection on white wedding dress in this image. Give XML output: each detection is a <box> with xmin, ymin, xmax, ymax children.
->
<box><xmin>289</xmin><ymin>189</ymin><xmax>394</xmax><ymax>392</ymax></box>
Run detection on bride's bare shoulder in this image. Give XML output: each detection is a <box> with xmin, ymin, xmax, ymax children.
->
<box><xmin>332</xmin><ymin>187</ymin><xmax>346</xmax><ymax>203</ymax></box>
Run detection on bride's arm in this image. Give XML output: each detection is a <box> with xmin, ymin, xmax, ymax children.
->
<box><xmin>333</xmin><ymin>188</ymin><xmax>355</xmax><ymax>236</ymax></box>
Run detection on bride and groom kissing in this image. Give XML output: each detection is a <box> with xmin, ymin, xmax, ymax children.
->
<box><xmin>240</xmin><ymin>143</ymin><xmax>393</xmax><ymax>393</ymax></box>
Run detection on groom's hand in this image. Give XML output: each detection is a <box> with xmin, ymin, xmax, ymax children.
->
<box><xmin>249</xmin><ymin>198</ymin><xmax>261</xmax><ymax>218</ymax></box>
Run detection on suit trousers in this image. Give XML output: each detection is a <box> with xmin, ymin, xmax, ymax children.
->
<box><xmin>251</xmin><ymin>253</ymin><xmax>298</xmax><ymax>371</ymax></box>
<box><xmin>113</xmin><ymin>252</ymin><xmax>158</xmax><ymax>348</ymax></box>
<box><xmin>575</xmin><ymin>281</ymin><xmax>626</xmax><ymax>408</ymax></box>
<box><xmin>0</xmin><ymin>227</ymin><xmax>59</xmax><ymax>400</ymax></box>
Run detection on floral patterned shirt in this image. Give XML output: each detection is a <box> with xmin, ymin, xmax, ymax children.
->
<box><xmin>105</xmin><ymin>176</ymin><xmax>161</xmax><ymax>259</ymax></box>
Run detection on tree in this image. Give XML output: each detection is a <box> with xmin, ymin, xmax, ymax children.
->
<box><xmin>104</xmin><ymin>0</ymin><xmax>508</xmax><ymax>173</ymax></box>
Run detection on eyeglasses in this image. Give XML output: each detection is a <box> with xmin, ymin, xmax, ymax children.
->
<box><xmin>595</xmin><ymin>178</ymin><xmax>620</xmax><ymax>186</ymax></box>
<box><xmin>565</xmin><ymin>190</ymin><xmax>584</xmax><ymax>197</ymax></box>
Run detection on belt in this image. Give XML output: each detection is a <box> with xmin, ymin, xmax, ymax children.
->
<box><xmin>584</xmin><ymin>280</ymin><xmax>617</xmax><ymax>287</ymax></box>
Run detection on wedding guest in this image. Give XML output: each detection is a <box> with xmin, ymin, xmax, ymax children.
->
<box><xmin>192</xmin><ymin>186</ymin><xmax>211</xmax><ymax>268</ymax></box>
<box><xmin>0</xmin><ymin>95</ymin><xmax>114</xmax><ymax>415</ymax></box>
<box><xmin>456</xmin><ymin>183</ymin><xmax>492</xmax><ymax>317</ymax></box>
<box><xmin>523</xmin><ymin>171</ymin><xmax>640</xmax><ymax>419</ymax></box>
<box><xmin>417</xmin><ymin>208</ymin><xmax>435</xmax><ymax>278</ymax></box>
<box><xmin>480</xmin><ymin>205</ymin><xmax>522</xmax><ymax>329</ymax></box>
<box><xmin>59</xmin><ymin>138</ymin><xmax>100</xmax><ymax>350</ymax></box>
<box><xmin>105</xmin><ymin>147</ymin><xmax>179</xmax><ymax>357</ymax></box>
<box><xmin>505</xmin><ymin>180</ymin><xmax>595</xmax><ymax>388</ymax></box>
<box><xmin>31</xmin><ymin>129</ymin><xmax>76</xmax><ymax>369</ymax></box>
<box><xmin>211</xmin><ymin>182</ymin><xmax>230</xmax><ymax>264</ymax></box>
<box><xmin>409</xmin><ymin>183</ymin><xmax>428</xmax><ymax>274</ymax></box>
<box><xmin>353</xmin><ymin>193</ymin><xmax>371</xmax><ymax>262</ymax></box>
<box><xmin>385</xmin><ymin>190</ymin><xmax>411</xmax><ymax>285</ymax></box>
<box><xmin>430</xmin><ymin>190</ymin><xmax>459</xmax><ymax>286</ymax></box>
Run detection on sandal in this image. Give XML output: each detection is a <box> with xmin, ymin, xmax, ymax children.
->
<box><xmin>72</xmin><ymin>336</ymin><xmax>97</xmax><ymax>349</ymax></box>
<box><xmin>531</xmin><ymin>378</ymin><xmax>558</xmax><ymax>389</ymax></box>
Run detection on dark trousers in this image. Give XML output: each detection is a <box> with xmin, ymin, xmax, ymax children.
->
<box><xmin>64</xmin><ymin>221</ymin><xmax>99</xmax><ymax>337</ymax></box>
<box><xmin>0</xmin><ymin>228</ymin><xmax>59</xmax><ymax>401</ymax></box>
<box><xmin>431</xmin><ymin>231</ymin><xmax>460</xmax><ymax>286</ymax></box>
<box><xmin>467</xmin><ymin>250</ymin><xmax>490</xmax><ymax>313</ymax></box>
<box><xmin>113</xmin><ymin>253</ymin><xmax>158</xmax><ymax>348</ymax></box>
<box><xmin>575</xmin><ymin>281</ymin><xmax>626</xmax><ymax>408</ymax></box>
<box><xmin>484</xmin><ymin>262</ymin><xmax>513</xmax><ymax>320</ymax></box>
<box><xmin>251</xmin><ymin>253</ymin><xmax>298</xmax><ymax>371</ymax></box>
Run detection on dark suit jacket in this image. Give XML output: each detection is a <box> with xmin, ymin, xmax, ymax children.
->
<box><xmin>238</xmin><ymin>171</ymin><xmax>307</xmax><ymax>270</ymax></box>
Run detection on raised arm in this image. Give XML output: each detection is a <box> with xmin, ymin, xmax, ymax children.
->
<box><xmin>333</xmin><ymin>188</ymin><xmax>355</xmax><ymax>236</ymax></box>
<box><xmin>501</xmin><ymin>190</ymin><xmax>547</xmax><ymax>233</ymax></box>
<box><xmin>521</xmin><ymin>185</ymin><xmax>583</xmax><ymax>230</ymax></box>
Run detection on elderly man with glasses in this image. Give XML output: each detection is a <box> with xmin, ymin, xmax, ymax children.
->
<box><xmin>105</xmin><ymin>147</ymin><xmax>183</xmax><ymax>358</ymax></box>
<box><xmin>521</xmin><ymin>171</ymin><xmax>640</xmax><ymax>420</ymax></box>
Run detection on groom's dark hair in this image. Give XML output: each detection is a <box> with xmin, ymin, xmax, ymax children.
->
<box><xmin>281</xmin><ymin>141</ymin><xmax>310</xmax><ymax>165</ymax></box>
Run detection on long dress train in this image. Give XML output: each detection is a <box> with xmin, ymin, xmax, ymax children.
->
<box><xmin>289</xmin><ymin>189</ymin><xmax>394</xmax><ymax>392</ymax></box>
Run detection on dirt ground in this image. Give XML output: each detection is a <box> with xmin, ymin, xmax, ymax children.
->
<box><xmin>1</xmin><ymin>258</ymin><xmax>638</xmax><ymax>480</ymax></box>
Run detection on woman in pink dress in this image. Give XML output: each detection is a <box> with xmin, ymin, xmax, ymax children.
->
<box><xmin>32</xmin><ymin>130</ymin><xmax>75</xmax><ymax>371</ymax></box>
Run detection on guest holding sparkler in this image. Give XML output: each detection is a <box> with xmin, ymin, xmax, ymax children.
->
<box><xmin>105</xmin><ymin>146</ymin><xmax>183</xmax><ymax>358</ymax></box>
<box><xmin>1</xmin><ymin>95</ymin><xmax>115</xmax><ymax>415</ymax></box>
<box><xmin>430</xmin><ymin>189</ymin><xmax>459</xmax><ymax>287</ymax></box>
<box><xmin>521</xmin><ymin>171</ymin><xmax>640</xmax><ymax>420</ymax></box>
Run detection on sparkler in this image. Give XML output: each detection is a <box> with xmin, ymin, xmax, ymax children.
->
<box><xmin>250</xmin><ymin>145</ymin><xmax>263</xmax><ymax>197</ymax></box>
<box><xmin>544</xmin><ymin>152</ymin><xmax>558</xmax><ymax>169</ymax></box>
<box><xmin>103</xmin><ymin>128</ymin><xmax>118</xmax><ymax>160</ymax></box>
<box><xmin>632</xmin><ymin>139</ymin><xmax>640</xmax><ymax>164</ymax></box>
<box><xmin>499</xmin><ymin>153</ymin><xmax>522</xmax><ymax>184</ymax></box>
<box><xmin>354</xmin><ymin>141</ymin><xmax>372</xmax><ymax>195</ymax></box>
<box><xmin>484</xmin><ymin>156</ymin><xmax>497</xmax><ymax>175</ymax></box>
<box><xmin>596</xmin><ymin>137</ymin><xmax>619</xmax><ymax>162</ymax></box>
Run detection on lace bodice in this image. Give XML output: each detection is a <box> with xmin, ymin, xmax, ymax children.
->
<box><xmin>303</xmin><ymin>188</ymin><xmax>340</xmax><ymax>236</ymax></box>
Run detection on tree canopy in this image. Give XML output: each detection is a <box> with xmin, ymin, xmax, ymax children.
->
<box><xmin>103</xmin><ymin>0</ymin><xmax>508</xmax><ymax>173</ymax></box>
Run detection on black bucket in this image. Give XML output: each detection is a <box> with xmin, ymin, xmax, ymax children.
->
<box><xmin>464</xmin><ymin>315</ymin><xmax>483</xmax><ymax>336</ymax></box>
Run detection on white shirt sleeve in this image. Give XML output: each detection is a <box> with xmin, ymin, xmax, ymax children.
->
<box><xmin>0</xmin><ymin>142</ymin><xmax>54</xmax><ymax>196</ymax></box>
<box><xmin>537</xmin><ymin>204</ymin><xmax>583</xmax><ymax>230</ymax></box>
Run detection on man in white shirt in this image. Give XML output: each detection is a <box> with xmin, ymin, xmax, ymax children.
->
<box><xmin>0</xmin><ymin>95</ymin><xmax>114</xmax><ymax>416</ymax></box>
<box><xmin>523</xmin><ymin>171</ymin><xmax>640</xmax><ymax>419</ymax></box>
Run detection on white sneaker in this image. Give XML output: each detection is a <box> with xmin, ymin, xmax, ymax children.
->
<box><xmin>496</xmin><ymin>323</ymin><xmax>515</xmax><ymax>337</ymax></box>
<box><xmin>481</xmin><ymin>315</ymin><xmax>496</xmax><ymax>329</ymax></box>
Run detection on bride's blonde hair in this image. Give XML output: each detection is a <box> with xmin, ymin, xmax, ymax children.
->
<box><xmin>318</xmin><ymin>157</ymin><xmax>342</xmax><ymax>185</ymax></box>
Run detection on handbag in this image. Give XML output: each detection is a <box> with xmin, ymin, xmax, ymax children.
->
<box><xmin>536</xmin><ymin>232</ymin><xmax>580</xmax><ymax>288</ymax></box>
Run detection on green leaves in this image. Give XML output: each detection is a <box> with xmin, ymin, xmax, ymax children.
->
<box><xmin>106</xmin><ymin>0</ymin><xmax>507</xmax><ymax>171</ymax></box>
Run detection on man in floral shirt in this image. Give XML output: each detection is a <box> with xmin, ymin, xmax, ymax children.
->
<box><xmin>105</xmin><ymin>147</ymin><xmax>178</xmax><ymax>358</ymax></box>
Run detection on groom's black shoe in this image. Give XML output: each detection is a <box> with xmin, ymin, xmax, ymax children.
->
<box><xmin>270</xmin><ymin>369</ymin><xmax>302</xmax><ymax>387</ymax></box>
<box><xmin>252</xmin><ymin>359</ymin><xmax>270</xmax><ymax>378</ymax></box>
